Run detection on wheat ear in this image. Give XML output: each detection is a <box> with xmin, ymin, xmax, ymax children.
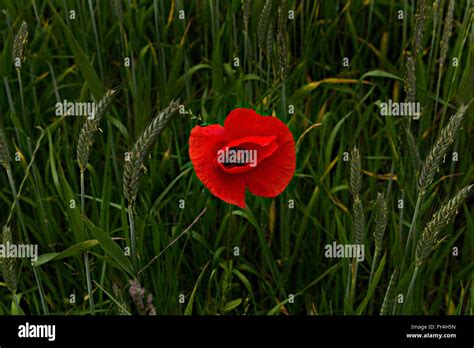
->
<box><xmin>374</xmin><ymin>192</ymin><xmax>388</xmax><ymax>253</ymax></box>
<box><xmin>415</xmin><ymin>184</ymin><xmax>474</xmax><ymax>267</ymax></box>
<box><xmin>412</xmin><ymin>0</ymin><xmax>427</xmax><ymax>58</ymax></box>
<box><xmin>404</xmin><ymin>184</ymin><xmax>473</xmax><ymax>313</ymax></box>
<box><xmin>418</xmin><ymin>104</ymin><xmax>467</xmax><ymax>195</ymax></box>
<box><xmin>77</xmin><ymin>87</ymin><xmax>119</xmax><ymax>172</ymax></box>
<box><xmin>0</xmin><ymin>126</ymin><xmax>11</xmax><ymax>170</ymax></box>
<box><xmin>2</xmin><ymin>225</ymin><xmax>18</xmax><ymax>296</ymax></box>
<box><xmin>123</xmin><ymin>100</ymin><xmax>179</xmax><ymax>205</ymax></box>
<box><xmin>242</xmin><ymin>0</ymin><xmax>251</xmax><ymax>34</ymax></box>
<box><xmin>369</xmin><ymin>192</ymin><xmax>388</xmax><ymax>286</ymax></box>
<box><xmin>12</xmin><ymin>21</ymin><xmax>28</xmax><ymax>69</ymax></box>
<box><xmin>123</xmin><ymin>99</ymin><xmax>179</xmax><ymax>268</ymax></box>
<box><xmin>277</xmin><ymin>1</ymin><xmax>288</xmax><ymax>81</ymax></box>
<box><xmin>350</xmin><ymin>146</ymin><xmax>364</xmax><ymax>245</ymax></box>
<box><xmin>401</xmin><ymin>104</ymin><xmax>467</xmax><ymax>275</ymax></box>
<box><xmin>77</xmin><ymin>87</ymin><xmax>118</xmax><ymax>315</ymax></box>
<box><xmin>347</xmin><ymin>146</ymin><xmax>364</xmax><ymax>306</ymax></box>
<box><xmin>257</xmin><ymin>0</ymin><xmax>273</xmax><ymax>54</ymax></box>
<box><xmin>12</xmin><ymin>21</ymin><xmax>28</xmax><ymax>127</ymax></box>
<box><xmin>380</xmin><ymin>269</ymin><xmax>398</xmax><ymax>315</ymax></box>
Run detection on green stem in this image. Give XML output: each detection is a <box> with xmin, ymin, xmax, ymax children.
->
<box><xmin>128</xmin><ymin>204</ymin><xmax>137</xmax><ymax>272</ymax></box>
<box><xmin>80</xmin><ymin>169</ymin><xmax>95</xmax><ymax>315</ymax></box>
<box><xmin>80</xmin><ymin>170</ymin><xmax>85</xmax><ymax>215</ymax></box>
<box><xmin>367</xmin><ymin>0</ymin><xmax>374</xmax><ymax>39</ymax></box>
<box><xmin>84</xmin><ymin>252</ymin><xmax>95</xmax><ymax>315</ymax></box>
<box><xmin>432</xmin><ymin>68</ymin><xmax>442</xmax><ymax>144</ymax></box>
<box><xmin>13</xmin><ymin>292</ymin><xmax>20</xmax><ymax>314</ymax></box>
<box><xmin>368</xmin><ymin>250</ymin><xmax>379</xmax><ymax>287</ymax></box>
<box><xmin>401</xmin><ymin>193</ymin><xmax>422</xmax><ymax>273</ymax></box>
<box><xmin>403</xmin><ymin>266</ymin><xmax>420</xmax><ymax>313</ymax></box>
<box><xmin>345</xmin><ymin>259</ymin><xmax>351</xmax><ymax>311</ymax></box>
<box><xmin>281</xmin><ymin>79</ymin><xmax>286</xmax><ymax>122</ymax></box>
<box><xmin>2</xmin><ymin>76</ymin><xmax>20</xmax><ymax>146</ymax></box>
<box><xmin>3</xmin><ymin>76</ymin><xmax>16</xmax><ymax>115</ymax></box>
<box><xmin>266</xmin><ymin>60</ymin><xmax>271</xmax><ymax>111</ymax></box>
<box><xmin>350</xmin><ymin>259</ymin><xmax>359</xmax><ymax>305</ymax></box>
<box><xmin>427</xmin><ymin>12</ymin><xmax>438</xmax><ymax>81</ymax></box>
<box><xmin>17</xmin><ymin>69</ymin><xmax>26</xmax><ymax>128</ymax></box>
<box><xmin>398</xmin><ymin>190</ymin><xmax>405</xmax><ymax>259</ymax></box>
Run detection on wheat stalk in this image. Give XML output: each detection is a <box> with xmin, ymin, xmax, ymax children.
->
<box><xmin>347</xmin><ymin>146</ymin><xmax>364</xmax><ymax>306</ymax></box>
<box><xmin>77</xmin><ymin>87</ymin><xmax>118</xmax><ymax>315</ymax></box>
<box><xmin>412</xmin><ymin>0</ymin><xmax>427</xmax><ymax>58</ymax></box>
<box><xmin>123</xmin><ymin>100</ymin><xmax>179</xmax><ymax>268</ymax></box>
<box><xmin>352</xmin><ymin>198</ymin><xmax>364</xmax><ymax>246</ymax></box>
<box><xmin>402</xmin><ymin>56</ymin><xmax>421</xmax><ymax>179</ymax></box>
<box><xmin>432</xmin><ymin>0</ymin><xmax>455</xmax><ymax>132</ymax></box>
<box><xmin>427</xmin><ymin>0</ymin><xmax>442</xmax><ymax>72</ymax></box>
<box><xmin>404</xmin><ymin>125</ymin><xmax>421</xmax><ymax>173</ymax></box>
<box><xmin>242</xmin><ymin>0</ymin><xmax>252</xmax><ymax>74</ymax></box>
<box><xmin>112</xmin><ymin>0</ymin><xmax>124</xmax><ymax>27</ymax></box>
<box><xmin>402</xmin><ymin>0</ymin><xmax>428</xmax><ymax>172</ymax></box>
<box><xmin>415</xmin><ymin>184</ymin><xmax>473</xmax><ymax>267</ymax></box>
<box><xmin>349</xmin><ymin>195</ymin><xmax>364</xmax><ymax>305</ymax></box>
<box><xmin>404</xmin><ymin>0</ymin><xmax>428</xmax><ymax>104</ymax></box>
<box><xmin>380</xmin><ymin>269</ymin><xmax>398</xmax><ymax>315</ymax></box>
<box><xmin>418</xmin><ymin>104</ymin><xmax>467</xmax><ymax>195</ymax></box>
<box><xmin>439</xmin><ymin>0</ymin><xmax>454</xmax><ymax>71</ymax></box>
<box><xmin>242</xmin><ymin>0</ymin><xmax>251</xmax><ymax>34</ymax></box>
<box><xmin>2</xmin><ymin>225</ymin><xmax>17</xmax><ymax>296</ymax></box>
<box><xmin>12</xmin><ymin>21</ymin><xmax>28</xmax><ymax>69</ymax></box>
<box><xmin>369</xmin><ymin>192</ymin><xmax>388</xmax><ymax>286</ymax></box>
<box><xmin>258</xmin><ymin>0</ymin><xmax>273</xmax><ymax>60</ymax></box>
<box><xmin>404</xmin><ymin>56</ymin><xmax>417</xmax><ymax>104</ymax></box>
<box><xmin>403</xmin><ymin>0</ymin><xmax>425</xmax><ymax>170</ymax></box>
<box><xmin>277</xmin><ymin>1</ymin><xmax>288</xmax><ymax>81</ymax></box>
<box><xmin>123</xmin><ymin>100</ymin><xmax>179</xmax><ymax>205</ymax></box>
<box><xmin>401</xmin><ymin>104</ymin><xmax>467</xmax><ymax>275</ymax></box>
<box><xmin>403</xmin><ymin>56</ymin><xmax>420</xmax><ymax>169</ymax></box>
<box><xmin>0</xmin><ymin>126</ymin><xmax>11</xmax><ymax>170</ymax></box>
<box><xmin>77</xmin><ymin>87</ymin><xmax>119</xmax><ymax>173</ymax></box>
<box><xmin>12</xmin><ymin>21</ymin><xmax>28</xmax><ymax>128</ymax></box>
<box><xmin>350</xmin><ymin>146</ymin><xmax>364</xmax><ymax>245</ymax></box>
<box><xmin>404</xmin><ymin>184</ymin><xmax>473</xmax><ymax>313</ymax></box>
<box><xmin>266</xmin><ymin>17</ymin><xmax>274</xmax><ymax>58</ymax></box>
<box><xmin>349</xmin><ymin>146</ymin><xmax>361</xmax><ymax>199</ymax></box>
<box><xmin>374</xmin><ymin>192</ymin><xmax>388</xmax><ymax>253</ymax></box>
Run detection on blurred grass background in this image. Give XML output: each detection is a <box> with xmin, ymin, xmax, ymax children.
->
<box><xmin>0</xmin><ymin>0</ymin><xmax>473</xmax><ymax>315</ymax></box>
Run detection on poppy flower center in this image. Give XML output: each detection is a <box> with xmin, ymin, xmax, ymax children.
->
<box><xmin>216</xmin><ymin>135</ymin><xmax>278</xmax><ymax>174</ymax></box>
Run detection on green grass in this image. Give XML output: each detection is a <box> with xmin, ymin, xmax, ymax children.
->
<box><xmin>0</xmin><ymin>0</ymin><xmax>473</xmax><ymax>316</ymax></box>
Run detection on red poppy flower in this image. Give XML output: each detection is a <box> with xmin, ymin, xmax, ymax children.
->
<box><xmin>189</xmin><ymin>108</ymin><xmax>296</xmax><ymax>208</ymax></box>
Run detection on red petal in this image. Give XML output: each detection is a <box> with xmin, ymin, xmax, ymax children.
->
<box><xmin>224</xmin><ymin>108</ymin><xmax>283</xmax><ymax>140</ymax></box>
<box><xmin>189</xmin><ymin>124</ymin><xmax>246</xmax><ymax>208</ymax></box>
<box><xmin>224</xmin><ymin>108</ymin><xmax>295</xmax><ymax>197</ymax></box>
<box><xmin>244</xmin><ymin>139</ymin><xmax>295</xmax><ymax>198</ymax></box>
